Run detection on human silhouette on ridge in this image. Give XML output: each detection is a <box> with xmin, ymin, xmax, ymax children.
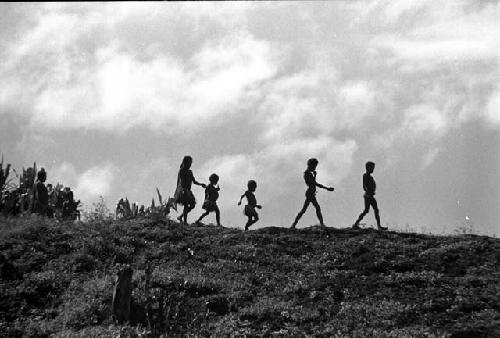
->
<box><xmin>238</xmin><ymin>180</ymin><xmax>261</xmax><ymax>231</ymax></box>
<box><xmin>291</xmin><ymin>158</ymin><xmax>334</xmax><ymax>229</ymax></box>
<box><xmin>32</xmin><ymin>168</ymin><xmax>49</xmax><ymax>216</ymax></box>
<box><xmin>174</xmin><ymin>155</ymin><xmax>206</xmax><ymax>224</ymax></box>
<box><xmin>352</xmin><ymin>161</ymin><xmax>387</xmax><ymax>230</ymax></box>
<box><xmin>195</xmin><ymin>173</ymin><xmax>221</xmax><ymax>226</ymax></box>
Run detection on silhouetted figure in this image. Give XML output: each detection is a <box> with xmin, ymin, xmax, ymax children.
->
<box><xmin>32</xmin><ymin>168</ymin><xmax>48</xmax><ymax>216</ymax></box>
<box><xmin>352</xmin><ymin>161</ymin><xmax>387</xmax><ymax>230</ymax></box>
<box><xmin>291</xmin><ymin>158</ymin><xmax>334</xmax><ymax>229</ymax></box>
<box><xmin>238</xmin><ymin>180</ymin><xmax>262</xmax><ymax>231</ymax></box>
<box><xmin>46</xmin><ymin>184</ymin><xmax>55</xmax><ymax>218</ymax></box>
<box><xmin>174</xmin><ymin>156</ymin><xmax>206</xmax><ymax>224</ymax></box>
<box><xmin>116</xmin><ymin>198</ymin><xmax>124</xmax><ymax>219</ymax></box>
<box><xmin>62</xmin><ymin>187</ymin><xmax>80</xmax><ymax>220</ymax></box>
<box><xmin>195</xmin><ymin>173</ymin><xmax>221</xmax><ymax>226</ymax></box>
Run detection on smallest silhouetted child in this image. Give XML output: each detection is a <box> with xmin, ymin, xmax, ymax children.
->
<box><xmin>238</xmin><ymin>180</ymin><xmax>262</xmax><ymax>231</ymax></box>
<box><xmin>195</xmin><ymin>173</ymin><xmax>221</xmax><ymax>226</ymax></box>
<box><xmin>352</xmin><ymin>161</ymin><xmax>387</xmax><ymax>230</ymax></box>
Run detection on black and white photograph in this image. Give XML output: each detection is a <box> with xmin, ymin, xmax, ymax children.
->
<box><xmin>0</xmin><ymin>1</ymin><xmax>499</xmax><ymax>337</ymax></box>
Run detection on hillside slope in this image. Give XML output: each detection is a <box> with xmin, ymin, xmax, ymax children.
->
<box><xmin>0</xmin><ymin>217</ymin><xmax>499</xmax><ymax>337</ymax></box>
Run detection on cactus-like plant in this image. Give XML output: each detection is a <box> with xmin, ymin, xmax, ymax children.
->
<box><xmin>19</xmin><ymin>162</ymin><xmax>36</xmax><ymax>192</ymax></box>
<box><xmin>156</xmin><ymin>187</ymin><xmax>163</xmax><ymax>205</ymax></box>
<box><xmin>0</xmin><ymin>154</ymin><xmax>12</xmax><ymax>192</ymax></box>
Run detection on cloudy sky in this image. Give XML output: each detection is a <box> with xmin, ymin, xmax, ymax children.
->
<box><xmin>1</xmin><ymin>1</ymin><xmax>499</xmax><ymax>235</ymax></box>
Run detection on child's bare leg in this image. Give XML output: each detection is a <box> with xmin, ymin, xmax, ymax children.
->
<box><xmin>353</xmin><ymin>210</ymin><xmax>368</xmax><ymax>227</ymax></box>
<box><xmin>183</xmin><ymin>203</ymin><xmax>195</xmax><ymax>224</ymax></box>
<box><xmin>373</xmin><ymin>201</ymin><xmax>380</xmax><ymax>227</ymax></box>
<box><xmin>183</xmin><ymin>206</ymin><xmax>188</xmax><ymax>224</ymax></box>
<box><xmin>372</xmin><ymin>199</ymin><xmax>386</xmax><ymax>229</ymax></box>
<box><xmin>196</xmin><ymin>211</ymin><xmax>209</xmax><ymax>223</ymax></box>
<box><xmin>215</xmin><ymin>206</ymin><xmax>221</xmax><ymax>226</ymax></box>
<box><xmin>253</xmin><ymin>214</ymin><xmax>259</xmax><ymax>226</ymax></box>
<box><xmin>245</xmin><ymin>216</ymin><xmax>252</xmax><ymax>230</ymax></box>
<box><xmin>292</xmin><ymin>200</ymin><xmax>310</xmax><ymax>228</ymax></box>
<box><xmin>312</xmin><ymin>199</ymin><xmax>324</xmax><ymax>226</ymax></box>
<box><xmin>353</xmin><ymin>197</ymin><xmax>370</xmax><ymax>227</ymax></box>
<box><xmin>178</xmin><ymin>206</ymin><xmax>186</xmax><ymax>223</ymax></box>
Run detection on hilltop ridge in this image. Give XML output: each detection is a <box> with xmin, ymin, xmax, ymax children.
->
<box><xmin>0</xmin><ymin>216</ymin><xmax>499</xmax><ymax>337</ymax></box>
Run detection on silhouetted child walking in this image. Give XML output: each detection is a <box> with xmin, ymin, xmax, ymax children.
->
<box><xmin>238</xmin><ymin>180</ymin><xmax>261</xmax><ymax>231</ymax></box>
<box><xmin>195</xmin><ymin>173</ymin><xmax>221</xmax><ymax>226</ymax></box>
<box><xmin>174</xmin><ymin>156</ymin><xmax>206</xmax><ymax>224</ymax></box>
<box><xmin>291</xmin><ymin>158</ymin><xmax>334</xmax><ymax>229</ymax></box>
<box><xmin>352</xmin><ymin>161</ymin><xmax>387</xmax><ymax>230</ymax></box>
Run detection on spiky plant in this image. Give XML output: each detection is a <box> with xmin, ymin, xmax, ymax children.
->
<box><xmin>156</xmin><ymin>187</ymin><xmax>163</xmax><ymax>205</ymax></box>
<box><xmin>132</xmin><ymin>202</ymin><xmax>138</xmax><ymax>217</ymax></box>
<box><xmin>19</xmin><ymin>162</ymin><xmax>36</xmax><ymax>192</ymax></box>
<box><xmin>0</xmin><ymin>154</ymin><xmax>12</xmax><ymax>192</ymax></box>
<box><xmin>154</xmin><ymin>187</ymin><xmax>176</xmax><ymax>215</ymax></box>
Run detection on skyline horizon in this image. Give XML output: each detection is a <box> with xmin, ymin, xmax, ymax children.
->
<box><xmin>1</xmin><ymin>150</ymin><xmax>496</xmax><ymax>237</ymax></box>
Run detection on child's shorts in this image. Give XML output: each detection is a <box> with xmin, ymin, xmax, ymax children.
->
<box><xmin>244</xmin><ymin>205</ymin><xmax>258</xmax><ymax>217</ymax></box>
<box><xmin>174</xmin><ymin>188</ymin><xmax>196</xmax><ymax>206</ymax></box>
<box><xmin>202</xmin><ymin>200</ymin><xmax>218</xmax><ymax>212</ymax></box>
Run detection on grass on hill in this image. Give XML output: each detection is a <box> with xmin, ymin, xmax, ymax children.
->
<box><xmin>0</xmin><ymin>216</ymin><xmax>499</xmax><ymax>337</ymax></box>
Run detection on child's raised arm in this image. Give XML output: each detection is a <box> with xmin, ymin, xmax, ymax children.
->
<box><xmin>316</xmin><ymin>182</ymin><xmax>334</xmax><ymax>191</ymax></box>
<box><xmin>192</xmin><ymin>176</ymin><xmax>207</xmax><ymax>188</ymax></box>
<box><xmin>238</xmin><ymin>192</ymin><xmax>245</xmax><ymax>205</ymax></box>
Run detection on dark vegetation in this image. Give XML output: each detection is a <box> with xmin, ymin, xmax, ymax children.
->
<box><xmin>0</xmin><ymin>216</ymin><xmax>499</xmax><ymax>337</ymax></box>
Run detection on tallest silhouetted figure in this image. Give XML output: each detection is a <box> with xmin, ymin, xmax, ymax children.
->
<box><xmin>174</xmin><ymin>155</ymin><xmax>206</xmax><ymax>224</ymax></box>
<box><xmin>291</xmin><ymin>158</ymin><xmax>334</xmax><ymax>228</ymax></box>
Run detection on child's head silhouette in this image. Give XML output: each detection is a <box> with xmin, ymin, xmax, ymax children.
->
<box><xmin>209</xmin><ymin>173</ymin><xmax>219</xmax><ymax>184</ymax></box>
<box><xmin>307</xmin><ymin>158</ymin><xmax>319</xmax><ymax>170</ymax></box>
<box><xmin>180</xmin><ymin>155</ymin><xmax>193</xmax><ymax>169</ymax></box>
<box><xmin>247</xmin><ymin>180</ymin><xmax>257</xmax><ymax>191</ymax></box>
<box><xmin>37</xmin><ymin>168</ymin><xmax>47</xmax><ymax>182</ymax></box>
<box><xmin>366</xmin><ymin>161</ymin><xmax>375</xmax><ymax>173</ymax></box>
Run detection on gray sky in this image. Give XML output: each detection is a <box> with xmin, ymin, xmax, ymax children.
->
<box><xmin>1</xmin><ymin>1</ymin><xmax>499</xmax><ymax>235</ymax></box>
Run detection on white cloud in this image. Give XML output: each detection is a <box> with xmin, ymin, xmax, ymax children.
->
<box><xmin>76</xmin><ymin>164</ymin><xmax>116</xmax><ymax>201</ymax></box>
<box><xmin>381</xmin><ymin>0</ymin><xmax>433</xmax><ymax>25</ymax></box>
<box><xmin>372</xmin><ymin>103</ymin><xmax>450</xmax><ymax>161</ymax></box>
<box><xmin>403</xmin><ymin>104</ymin><xmax>448</xmax><ymax>137</ymax></box>
<box><xmin>49</xmin><ymin>162</ymin><xmax>78</xmax><ymax>187</ymax></box>
<box><xmin>257</xmin><ymin>67</ymin><xmax>380</xmax><ymax>145</ymax></box>
<box><xmin>422</xmin><ymin>147</ymin><xmax>442</xmax><ymax>168</ymax></box>
<box><xmin>26</xmin><ymin>32</ymin><xmax>276</xmax><ymax>133</ymax></box>
<box><xmin>336</xmin><ymin>81</ymin><xmax>377</xmax><ymax>127</ymax></box>
<box><xmin>338</xmin><ymin>82</ymin><xmax>374</xmax><ymax>106</ymax></box>
<box><xmin>49</xmin><ymin>162</ymin><xmax>116</xmax><ymax>203</ymax></box>
<box><xmin>370</xmin><ymin>1</ymin><xmax>499</xmax><ymax>66</ymax></box>
<box><xmin>0</xmin><ymin>4</ymin><xmax>277</xmax><ymax>134</ymax></box>
<box><xmin>373</xmin><ymin>36</ymin><xmax>498</xmax><ymax>64</ymax></box>
<box><xmin>485</xmin><ymin>89</ymin><xmax>500</xmax><ymax>127</ymax></box>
